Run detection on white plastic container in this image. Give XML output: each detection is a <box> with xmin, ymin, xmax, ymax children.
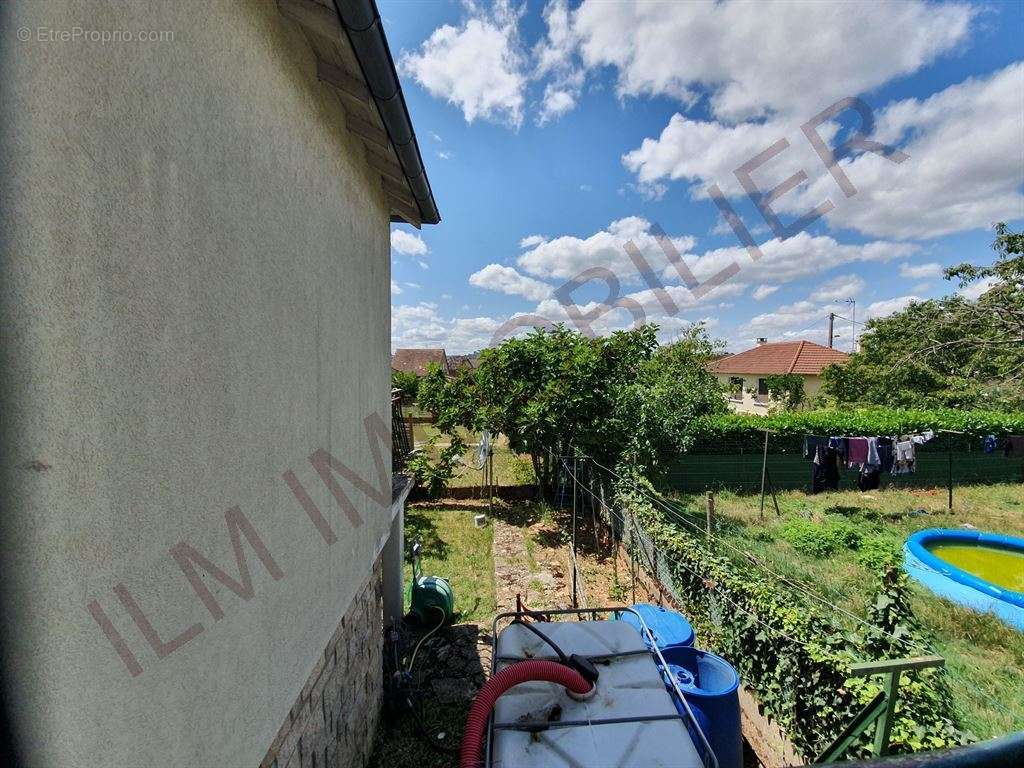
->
<box><xmin>490</xmin><ymin>619</ymin><xmax>704</xmax><ymax>767</ymax></box>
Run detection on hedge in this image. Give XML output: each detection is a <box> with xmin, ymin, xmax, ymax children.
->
<box><xmin>615</xmin><ymin>469</ymin><xmax>970</xmax><ymax>759</ymax></box>
<box><xmin>685</xmin><ymin>407</ymin><xmax>1024</xmax><ymax>453</ymax></box>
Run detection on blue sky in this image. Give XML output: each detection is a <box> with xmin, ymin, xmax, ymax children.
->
<box><xmin>383</xmin><ymin>0</ymin><xmax>1024</xmax><ymax>353</ymax></box>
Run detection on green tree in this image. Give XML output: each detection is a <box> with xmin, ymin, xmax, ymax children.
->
<box><xmin>391</xmin><ymin>369</ymin><xmax>421</xmax><ymax>400</ymax></box>
<box><xmin>762</xmin><ymin>373</ymin><xmax>805</xmax><ymax>411</ymax></box>
<box><xmin>821</xmin><ymin>223</ymin><xmax>1024</xmax><ymax>410</ymax></box>
<box><xmin>417</xmin><ymin>323</ymin><xmax>726</xmax><ymax>494</ymax></box>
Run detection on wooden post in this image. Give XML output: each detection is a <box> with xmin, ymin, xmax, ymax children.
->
<box><xmin>706</xmin><ymin>492</ymin><xmax>715</xmax><ymax>540</ymax></box>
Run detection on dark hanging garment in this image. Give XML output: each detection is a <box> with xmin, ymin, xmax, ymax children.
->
<box><xmin>828</xmin><ymin>437</ymin><xmax>848</xmax><ymax>463</ymax></box>
<box><xmin>812</xmin><ymin>445</ymin><xmax>841</xmax><ymax>493</ymax></box>
<box><xmin>804</xmin><ymin>435</ymin><xmax>827</xmax><ymax>459</ymax></box>
<box><xmin>876</xmin><ymin>437</ymin><xmax>895</xmax><ymax>473</ymax></box>
<box><xmin>858</xmin><ymin>466</ymin><xmax>881</xmax><ymax>491</ymax></box>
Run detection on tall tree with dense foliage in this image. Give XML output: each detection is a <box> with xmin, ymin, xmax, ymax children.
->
<box><xmin>417</xmin><ymin>323</ymin><xmax>726</xmax><ymax>493</ymax></box>
<box><xmin>821</xmin><ymin>223</ymin><xmax>1024</xmax><ymax>410</ymax></box>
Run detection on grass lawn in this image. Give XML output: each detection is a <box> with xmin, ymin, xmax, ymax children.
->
<box><xmin>403</xmin><ymin>504</ymin><xmax>497</xmax><ymax>623</ymax></box>
<box><xmin>411</xmin><ymin>424</ymin><xmax>537</xmax><ymax>489</ymax></box>
<box><xmin>667</xmin><ymin>483</ymin><xmax>1024</xmax><ymax>740</ymax></box>
<box><xmin>370</xmin><ymin>505</ymin><xmax>496</xmax><ymax>768</ymax></box>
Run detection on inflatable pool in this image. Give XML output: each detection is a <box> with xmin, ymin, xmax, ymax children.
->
<box><xmin>904</xmin><ymin>529</ymin><xmax>1024</xmax><ymax>631</ymax></box>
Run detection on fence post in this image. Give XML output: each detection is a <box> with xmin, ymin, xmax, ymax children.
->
<box><xmin>759</xmin><ymin>430</ymin><xmax>769</xmax><ymax>520</ymax></box>
<box><xmin>571</xmin><ymin>456</ymin><xmax>578</xmax><ymax>608</ymax></box>
<box><xmin>706</xmin><ymin>492</ymin><xmax>715</xmax><ymax>541</ymax></box>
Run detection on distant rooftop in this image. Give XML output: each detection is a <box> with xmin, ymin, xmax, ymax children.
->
<box><xmin>391</xmin><ymin>348</ymin><xmax>448</xmax><ymax>376</ymax></box>
<box><xmin>711</xmin><ymin>340</ymin><xmax>849</xmax><ymax>376</ymax></box>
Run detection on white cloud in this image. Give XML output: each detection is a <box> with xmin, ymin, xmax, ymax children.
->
<box><xmin>520</xmin><ymin>234</ymin><xmax>547</xmax><ymax>248</ymax></box>
<box><xmin>517</xmin><ymin>216</ymin><xmax>695</xmax><ymax>283</ymax></box>
<box><xmin>429</xmin><ymin>132</ymin><xmax>443</xmax><ymax>142</ymax></box>
<box><xmin>571</xmin><ymin>0</ymin><xmax>972</xmax><ymax>122</ymax></box>
<box><xmin>399</xmin><ymin>1</ymin><xmax>526</xmax><ymax>127</ymax></box>
<box><xmin>899</xmin><ymin>262</ymin><xmax>944</xmax><ymax>279</ymax></box>
<box><xmin>391</xmin><ymin>229</ymin><xmax>429</xmax><ymax>256</ymax></box>
<box><xmin>437</xmin><ymin>150</ymin><xmax>453</xmax><ymax>160</ymax></box>
<box><xmin>392</xmin><ymin>302</ymin><xmax>506</xmax><ymax>353</ymax></box>
<box><xmin>745</xmin><ymin>300</ymin><xmax>826</xmax><ymax>336</ymax></box>
<box><xmin>810</xmin><ymin>274</ymin><xmax>866</xmax><ymax>302</ymax></box>
<box><xmin>469</xmin><ymin>264</ymin><xmax>553</xmax><ymax>301</ymax></box>
<box><xmin>781</xmin><ymin>62</ymin><xmax>1024</xmax><ymax>239</ymax></box>
<box><xmin>534</xmin><ymin>0</ymin><xmax>585</xmax><ymax>125</ymax></box>
<box><xmin>864</xmin><ymin>295</ymin><xmax>922</xmax><ymax>319</ymax></box>
<box><xmin>579</xmin><ymin>184</ymin><xmax>593</xmax><ymax>193</ymax></box>
<box><xmin>404</xmin><ymin>282</ymin><xmax>421</xmax><ymax>290</ymax></box>
<box><xmin>622</xmin><ymin>63</ymin><xmax>1022</xmax><ymax>242</ymax></box>
<box><xmin>390</xmin><ymin>280</ymin><xmax>402</xmax><ymax>295</ymax></box>
<box><xmin>417</xmin><ymin>260</ymin><xmax>429</xmax><ymax>270</ymax></box>
<box><xmin>676</xmin><ymin>231</ymin><xmax>916</xmax><ymax>289</ymax></box>
<box><xmin>958</xmin><ymin>276</ymin><xmax>998</xmax><ymax>301</ymax></box>
<box><xmin>752</xmin><ymin>285</ymin><xmax>780</xmax><ymax>300</ymax></box>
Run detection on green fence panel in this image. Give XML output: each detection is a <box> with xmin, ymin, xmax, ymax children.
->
<box><xmin>662</xmin><ymin>441</ymin><xmax>1023</xmax><ymax>494</ymax></box>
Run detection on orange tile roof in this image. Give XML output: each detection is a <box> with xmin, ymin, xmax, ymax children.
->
<box><xmin>391</xmin><ymin>348</ymin><xmax>449</xmax><ymax>376</ymax></box>
<box><xmin>711</xmin><ymin>340</ymin><xmax>849</xmax><ymax>375</ymax></box>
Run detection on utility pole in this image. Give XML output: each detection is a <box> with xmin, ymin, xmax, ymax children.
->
<box><xmin>827</xmin><ymin>313</ymin><xmax>835</xmax><ymax>348</ymax></box>
<box><xmin>845</xmin><ymin>298</ymin><xmax>857</xmax><ymax>352</ymax></box>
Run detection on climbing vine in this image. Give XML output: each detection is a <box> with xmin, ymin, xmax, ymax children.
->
<box><xmin>613</xmin><ymin>469</ymin><xmax>970</xmax><ymax>759</ymax></box>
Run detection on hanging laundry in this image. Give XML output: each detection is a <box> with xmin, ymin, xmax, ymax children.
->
<box><xmin>893</xmin><ymin>439</ymin><xmax>916</xmax><ymax>475</ymax></box>
<box><xmin>983</xmin><ymin>435</ymin><xmax>998</xmax><ymax>454</ymax></box>
<box><xmin>911</xmin><ymin>430</ymin><xmax>935</xmax><ymax>445</ymax></box>
<box><xmin>847</xmin><ymin>437</ymin><xmax>869</xmax><ymax>469</ymax></box>
<box><xmin>876</xmin><ymin>437</ymin><xmax>895</xmax><ymax>474</ymax></box>
<box><xmin>828</xmin><ymin>436</ymin><xmax>848</xmax><ymax>463</ymax></box>
<box><xmin>858</xmin><ymin>465</ymin><xmax>881</xmax><ymax>491</ymax></box>
<box><xmin>811</xmin><ymin>444</ymin><xmax>840</xmax><ymax>494</ymax></box>
<box><xmin>866</xmin><ymin>437</ymin><xmax>881</xmax><ymax>468</ymax></box>
<box><xmin>803</xmin><ymin>435</ymin><xmax>827</xmax><ymax>460</ymax></box>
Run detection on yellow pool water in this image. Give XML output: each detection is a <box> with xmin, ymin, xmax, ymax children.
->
<box><xmin>927</xmin><ymin>543</ymin><xmax>1024</xmax><ymax>593</ymax></box>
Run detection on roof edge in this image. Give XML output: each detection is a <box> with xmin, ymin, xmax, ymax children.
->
<box><xmin>333</xmin><ymin>0</ymin><xmax>440</xmax><ymax>225</ymax></box>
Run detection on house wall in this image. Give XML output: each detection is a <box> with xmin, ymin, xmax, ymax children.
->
<box><xmin>716</xmin><ymin>373</ymin><xmax>824</xmax><ymax>414</ymax></box>
<box><xmin>0</xmin><ymin>2</ymin><xmax>394</xmax><ymax>767</ymax></box>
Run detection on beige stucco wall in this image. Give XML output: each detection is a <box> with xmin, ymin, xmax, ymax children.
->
<box><xmin>0</xmin><ymin>2</ymin><xmax>394</xmax><ymax>766</ymax></box>
<box><xmin>716</xmin><ymin>373</ymin><xmax>823</xmax><ymax>414</ymax></box>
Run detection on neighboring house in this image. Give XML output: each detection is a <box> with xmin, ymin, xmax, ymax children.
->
<box><xmin>448</xmin><ymin>353</ymin><xmax>480</xmax><ymax>372</ymax></box>
<box><xmin>391</xmin><ymin>347</ymin><xmax>450</xmax><ymax>376</ymax></box>
<box><xmin>1</xmin><ymin>2</ymin><xmax>437</xmax><ymax>768</ymax></box>
<box><xmin>711</xmin><ymin>339</ymin><xmax>849</xmax><ymax>413</ymax></box>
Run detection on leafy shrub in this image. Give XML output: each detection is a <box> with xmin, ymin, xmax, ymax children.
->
<box><xmin>407</xmin><ymin>436</ymin><xmax>466</xmax><ymax>499</ymax></box>
<box><xmin>615</xmin><ymin>471</ymin><xmax>968</xmax><ymax>758</ymax></box>
<box><xmin>857</xmin><ymin>536</ymin><xmax>902</xmax><ymax>570</ymax></box>
<box><xmin>391</xmin><ymin>370</ymin><xmax>420</xmax><ymax>400</ymax></box>
<box><xmin>508</xmin><ymin>455</ymin><xmax>537</xmax><ymax>485</ymax></box>
<box><xmin>687</xmin><ymin>407</ymin><xmax>1024</xmax><ymax>453</ymax></box>
<box><xmin>780</xmin><ymin>518</ymin><xmax>863</xmax><ymax>557</ymax></box>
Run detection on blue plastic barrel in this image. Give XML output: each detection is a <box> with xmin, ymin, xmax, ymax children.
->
<box><xmin>619</xmin><ymin>603</ymin><xmax>695</xmax><ymax>650</ymax></box>
<box><xmin>662</xmin><ymin>646</ymin><xmax>742</xmax><ymax>768</ymax></box>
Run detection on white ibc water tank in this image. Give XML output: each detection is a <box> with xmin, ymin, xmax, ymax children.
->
<box><xmin>490</xmin><ymin>619</ymin><xmax>704</xmax><ymax>767</ymax></box>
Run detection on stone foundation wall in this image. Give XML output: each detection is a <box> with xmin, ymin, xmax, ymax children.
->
<box><xmin>260</xmin><ymin>557</ymin><xmax>384</xmax><ymax>768</ymax></box>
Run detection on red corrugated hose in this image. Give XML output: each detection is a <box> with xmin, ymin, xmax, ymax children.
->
<box><xmin>459</xmin><ymin>659</ymin><xmax>593</xmax><ymax>768</ymax></box>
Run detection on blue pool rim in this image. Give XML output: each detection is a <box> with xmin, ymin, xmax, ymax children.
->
<box><xmin>904</xmin><ymin>528</ymin><xmax>1024</xmax><ymax>630</ymax></box>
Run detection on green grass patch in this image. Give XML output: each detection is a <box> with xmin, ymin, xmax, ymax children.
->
<box><xmin>403</xmin><ymin>506</ymin><xmax>496</xmax><ymax>624</ymax></box>
<box><xmin>674</xmin><ymin>483</ymin><xmax>1024</xmax><ymax>740</ymax></box>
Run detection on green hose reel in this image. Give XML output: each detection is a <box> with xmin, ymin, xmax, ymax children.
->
<box><xmin>408</xmin><ymin>540</ymin><xmax>455</xmax><ymax>623</ymax></box>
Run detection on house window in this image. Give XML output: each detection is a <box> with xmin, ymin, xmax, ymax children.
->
<box><xmin>728</xmin><ymin>377</ymin><xmax>744</xmax><ymax>399</ymax></box>
<box><xmin>757</xmin><ymin>378</ymin><xmax>769</xmax><ymax>396</ymax></box>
